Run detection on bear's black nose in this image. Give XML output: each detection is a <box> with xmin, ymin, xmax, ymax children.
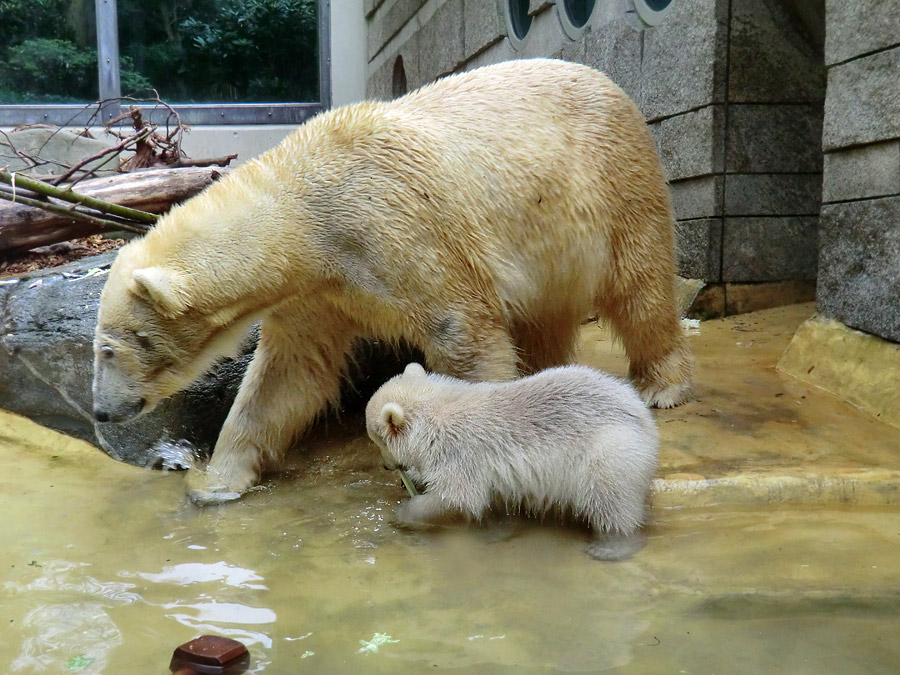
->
<box><xmin>94</xmin><ymin>409</ymin><xmax>110</xmax><ymax>423</ymax></box>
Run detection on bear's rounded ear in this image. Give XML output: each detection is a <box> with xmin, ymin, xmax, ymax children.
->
<box><xmin>130</xmin><ymin>267</ymin><xmax>190</xmax><ymax>317</ymax></box>
<box><xmin>379</xmin><ymin>402</ymin><xmax>406</xmax><ymax>436</ymax></box>
<box><xmin>404</xmin><ymin>363</ymin><xmax>427</xmax><ymax>377</ymax></box>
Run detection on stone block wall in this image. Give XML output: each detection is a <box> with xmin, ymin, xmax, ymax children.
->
<box><xmin>717</xmin><ymin>0</ymin><xmax>824</xmax><ymax>284</ymax></box>
<box><xmin>817</xmin><ymin>1</ymin><xmax>900</xmax><ymax>342</ymax></box>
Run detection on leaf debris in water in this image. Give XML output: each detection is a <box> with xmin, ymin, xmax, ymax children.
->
<box><xmin>66</xmin><ymin>655</ymin><xmax>95</xmax><ymax>671</ymax></box>
<box><xmin>358</xmin><ymin>632</ymin><xmax>399</xmax><ymax>654</ymax></box>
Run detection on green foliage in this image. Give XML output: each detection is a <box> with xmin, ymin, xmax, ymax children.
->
<box><xmin>0</xmin><ymin>0</ymin><xmax>75</xmax><ymax>48</ymax></box>
<box><xmin>0</xmin><ymin>0</ymin><xmax>95</xmax><ymax>102</ymax></box>
<box><xmin>120</xmin><ymin>0</ymin><xmax>319</xmax><ymax>103</ymax></box>
<box><xmin>3</xmin><ymin>38</ymin><xmax>95</xmax><ymax>102</ymax></box>
<box><xmin>0</xmin><ymin>0</ymin><xmax>318</xmax><ymax>104</ymax></box>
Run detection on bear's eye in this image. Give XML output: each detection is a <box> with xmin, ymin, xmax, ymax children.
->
<box><xmin>100</xmin><ymin>345</ymin><xmax>115</xmax><ymax>360</ymax></box>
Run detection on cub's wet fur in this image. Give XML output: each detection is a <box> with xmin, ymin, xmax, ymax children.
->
<box><xmin>366</xmin><ymin>363</ymin><xmax>659</xmax><ymax>561</ymax></box>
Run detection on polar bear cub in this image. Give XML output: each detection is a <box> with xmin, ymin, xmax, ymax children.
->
<box><xmin>365</xmin><ymin>363</ymin><xmax>659</xmax><ymax>560</ymax></box>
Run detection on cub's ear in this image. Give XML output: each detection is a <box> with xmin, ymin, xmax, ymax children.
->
<box><xmin>130</xmin><ymin>267</ymin><xmax>190</xmax><ymax>317</ymax></box>
<box><xmin>403</xmin><ymin>362</ymin><xmax>427</xmax><ymax>377</ymax></box>
<box><xmin>379</xmin><ymin>402</ymin><xmax>406</xmax><ymax>437</ymax></box>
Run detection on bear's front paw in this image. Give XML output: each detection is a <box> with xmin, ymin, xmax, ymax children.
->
<box><xmin>185</xmin><ymin>465</ymin><xmax>256</xmax><ymax>505</ymax></box>
<box><xmin>188</xmin><ymin>486</ymin><xmax>244</xmax><ymax>505</ymax></box>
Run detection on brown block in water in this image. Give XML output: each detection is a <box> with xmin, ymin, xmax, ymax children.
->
<box><xmin>169</xmin><ymin>635</ymin><xmax>250</xmax><ymax>675</ymax></box>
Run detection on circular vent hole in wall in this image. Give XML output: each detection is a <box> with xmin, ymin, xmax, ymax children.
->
<box><xmin>506</xmin><ymin>0</ymin><xmax>533</xmax><ymax>49</ymax></box>
<box><xmin>559</xmin><ymin>0</ymin><xmax>597</xmax><ymax>39</ymax></box>
<box><xmin>625</xmin><ymin>0</ymin><xmax>676</xmax><ymax>29</ymax></box>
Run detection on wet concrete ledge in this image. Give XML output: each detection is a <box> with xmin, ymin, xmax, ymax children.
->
<box><xmin>778</xmin><ymin>315</ymin><xmax>900</xmax><ymax>431</ymax></box>
<box><xmin>579</xmin><ymin>303</ymin><xmax>900</xmax><ymax>508</ymax></box>
<box><xmin>653</xmin><ymin>471</ymin><xmax>900</xmax><ymax>508</ymax></box>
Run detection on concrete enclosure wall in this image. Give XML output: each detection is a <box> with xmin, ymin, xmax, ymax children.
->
<box><xmin>364</xmin><ymin>0</ymin><xmax>832</xmax><ymax>316</ymax></box>
<box><xmin>817</xmin><ymin>0</ymin><xmax>900</xmax><ymax>342</ymax></box>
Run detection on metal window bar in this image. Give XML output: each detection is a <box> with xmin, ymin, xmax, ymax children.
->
<box><xmin>0</xmin><ymin>0</ymin><xmax>331</xmax><ymax>127</ymax></box>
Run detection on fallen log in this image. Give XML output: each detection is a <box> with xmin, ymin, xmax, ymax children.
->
<box><xmin>0</xmin><ymin>166</ymin><xmax>229</xmax><ymax>257</ymax></box>
<box><xmin>0</xmin><ymin>169</ymin><xmax>158</xmax><ymax>224</ymax></box>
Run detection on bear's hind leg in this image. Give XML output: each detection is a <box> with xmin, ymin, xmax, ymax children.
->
<box><xmin>597</xmin><ymin>279</ymin><xmax>693</xmax><ymax>408</ymax></box>
<box><xmin>422</xmin><ymin>310</ymin><xmax>519</xmax><ymax>381</ymax></box>
<box><xmin>512</xmin><ymin>313</ymin><xmax>581</xmax><ymax>375</ymax></box>
<box><xmin>187</xmin><ymin>312</ymin><xmax>355</xmax><ymax>504</ymax></box>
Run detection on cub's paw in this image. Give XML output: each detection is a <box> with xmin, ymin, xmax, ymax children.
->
<box><xmin>394</xmin><ymin>494</ymin><xmax>447</xmax><ymax>529</ymax></box>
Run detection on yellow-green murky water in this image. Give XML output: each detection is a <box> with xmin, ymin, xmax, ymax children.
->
<box><xmin>2</xmin><ymin>411</ymin><xmax>899</xmax><ymax>674</ymax></box>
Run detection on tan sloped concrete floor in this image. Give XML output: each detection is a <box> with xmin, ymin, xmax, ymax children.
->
<box><xmin>3</xmin><ymin>303</ymin><xmax>900</xmax><ymax>672</ymax></box>
<box><xmin>579</xmin><ymin>303</ymin><xmax>900</xmax><ymax>507</ymax></box>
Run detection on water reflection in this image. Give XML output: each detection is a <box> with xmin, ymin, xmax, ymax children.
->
<box><xmin>5</xmin><ymin>560</ymin><xmax>140</xmax><ymax>604</ymax></box>
<box><xmin>11</xmin><ymin>603</ymin><xmax>122</xmax><ymax>674</ymax></box>
<box><xmin>128</xmin><ymin>561</ymin><xmax>267</xmax><ymax>589</ymax></box>
<box><xmin>163</xmin><ymin>603</ymin><xmax>275</xmax><ymax>649</ymax></box>
<box><xmin>6</xmin><ymin>561</ymin><xmax>134</xmax><ymax>673</ymax></box>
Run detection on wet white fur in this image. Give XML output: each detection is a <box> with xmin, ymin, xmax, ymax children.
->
<box><xmin>366</xmin><ymin>364</ymin><xmax>659</xmax><ymax>557</ymax></box>
<box><xmin>95</xmin><ymin>58</ymin><xmax>689</xmax><ymax>503</ymax></box>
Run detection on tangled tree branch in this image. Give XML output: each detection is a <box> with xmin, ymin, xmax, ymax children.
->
<box><xmin>0</xmin><ymin>169</ymin><xmax>158</xmax><ymax>224</ymax></box>
<box><xmin>5</xmin><ymin>92</ymin><xmax>237</xmax><ymax>187</ymax></box>
<box><xmin>0</xmin><ymin>184</ymin><xmax>150</xmax><ymax>235</ymax></box>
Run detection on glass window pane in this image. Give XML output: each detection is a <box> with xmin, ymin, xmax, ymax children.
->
<box><xmin>0</xmin><ymin>0</ymin><xmax>99</xmax><ymax>104</ymax></box>
<box><xmin>118</xmin><ymin>0</ymin><xmax>319</xmax><ymax>104</ymax></box>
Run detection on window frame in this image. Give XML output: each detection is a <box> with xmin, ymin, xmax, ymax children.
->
<box><xmin>0</xmin><ymin>0</ymin><xmax>331</xmax><ymax>127</ymax></box>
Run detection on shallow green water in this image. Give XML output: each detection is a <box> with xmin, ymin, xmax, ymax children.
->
<box><xmin>2</xmin><ymin>413</ymin><xmax>899</xmax><ymax>674</ymax></box>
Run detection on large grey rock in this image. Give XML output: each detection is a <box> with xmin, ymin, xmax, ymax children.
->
<box><xmin>669</xmin><ymin>175</ymin><xmax>723</xmax><ymax>221</ymax></box>
<box><xmin>825</xmin><ymin>0</ymin><xmax>900</xmax><ymax>66</ymax></box>
<box><xmin>728</xmin><ymin>0</ymin><xmax>825</xmax><ymax>103</ymax></box>
<box><xmin>823</xmin><ymin>48</ymin><xmax>900</xmax><ymax>151</ymax></box>
<box><xmin>0</xmin><ymin>254</ymin><xmax>416</xmax><ymax>468</ymax></box>
<box><xmin>0</xmin><ymin>253</ymin><xmax>251</xmax><ymax>467</ymax></box>
<box><xmin>675</xmin><ymin>218</ymin><xmax>723</xmax><ymax>282</ymax></box>
<box><xmin>641</xmin><ymin>0</ymin><xmax>727</xmax><ymax>121</ymax></box>
<box><xmin>727</xmin><ymin>104</ymin><xmax>824</xmax><ymax>173</ymax></box>
<box><xmin>650</xmin><ymin>105</ymin><xmax>725</xmax><ymax>182</ymax></box>
<box><xmin>722</xmin><ymin>216</ymin><xmax>819</xmax><ymax>282</ymax></box>
<box><xmin>818</xmin><ymin>196</ymin><xmax>900</xmax><ymax>342</ymax></box>
<box><xmin>823</xmin><ymin>141</ymin><xmax>900</xmax><ymax>203</ymax></box>
<box><xmin>724</xmin><ymin>174</ymin><xmax>822</xmax><ymax>216</ymax></box>
<box><xmin>416</xmin><ymin>0</ymin><xmax>464</xmax><ymax>79</ymax></box>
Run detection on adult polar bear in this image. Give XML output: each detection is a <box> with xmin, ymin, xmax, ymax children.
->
<box><xmin>93</xmin><ymin>59</ymin><xmax>693</xmax><ymax>503</ymax></box>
